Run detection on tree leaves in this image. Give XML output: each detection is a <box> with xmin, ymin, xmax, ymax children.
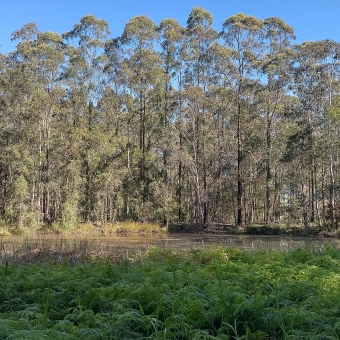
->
<box><xmin>1</xmin><ymin>9</ymin><xmax>340</xmax><ymax>229</ymax></box>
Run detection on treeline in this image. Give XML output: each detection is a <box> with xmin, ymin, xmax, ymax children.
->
<box><xmin>1</xmin><ymin>8</ymin><xmax>340</xmax><ymax>229</ymax></box>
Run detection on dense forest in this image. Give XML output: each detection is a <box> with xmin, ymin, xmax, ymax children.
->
<box><xmin>1</xmin><ymin>7</ymin><xmax>340</xmax><ymax>230</ymax></box>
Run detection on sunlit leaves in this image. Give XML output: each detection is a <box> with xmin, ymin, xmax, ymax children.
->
<box><xmin>2</xmin><ymin>247</ymin><xmax>340</xmax><ymax>338</ymax></box>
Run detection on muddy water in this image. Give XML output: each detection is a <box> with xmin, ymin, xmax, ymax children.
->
<box><xmin>2</xmin><ymin>233</ymin><xmax>340</xmax><ymax>252</ymax></box>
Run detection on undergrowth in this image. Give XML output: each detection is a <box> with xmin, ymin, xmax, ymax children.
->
<box><xmin>1</xmin><ymin>245</ymin><xmax>340</xmax><ymax>339</ymax></box>
<box><xmin>2</xmin><ymin>221</ymin><xmax>165</xmax><ymax>236</ymax></box>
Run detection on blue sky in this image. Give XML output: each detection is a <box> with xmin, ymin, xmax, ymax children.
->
<box><xmin>1</xmin><ymin>0</ymin><xmax>339</xmax><ymax>53</ymax></box>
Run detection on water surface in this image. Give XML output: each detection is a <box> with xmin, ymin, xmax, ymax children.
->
<box><xmin>2</xmin><ymin>233</ymin><xmax>340</xmax><ymax>252</ymax></box>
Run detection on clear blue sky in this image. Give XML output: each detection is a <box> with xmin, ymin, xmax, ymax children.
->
<box><xmin>1</xmin><ymin>0</ymin><xmax>339</xmax><ymax>53</ymax></box>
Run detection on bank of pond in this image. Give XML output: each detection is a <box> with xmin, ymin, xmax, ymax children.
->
<box><xmin>0</xmin><ymin>221</ymin><xmax>333</xmax><ymax>239</ymax></box>
<box><xmin>1</xmin><ymin>245</ymin><xmax>340</xmax><ymax>339</ymax></box>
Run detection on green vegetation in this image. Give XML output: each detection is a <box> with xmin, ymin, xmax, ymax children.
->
<box><xmin>1</xmin><ymin>9</ymin><xmax>340</xmax><ymax>232</ymax></box>
<box><xmin>1</xmin><ymin>245</ymin><xmax>340</xmax><ymax>339</ymax></box>
<box><xmin>0</xmin><ymin>221</ymin><xmax>165</xmax><ymax>237</ymax></box>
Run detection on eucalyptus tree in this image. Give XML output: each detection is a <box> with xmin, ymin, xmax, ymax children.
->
<box><xmin>261</xmin><ymin>17</ymin><xmax>295</xmax><ymax>224</ymax></box>
<box><xmin>99</xmin><ymin>38</ymin><xmax>132</xmax><ymax>222</ymax></box>
<box><xmin>120</xmin><ymin>15</ymin><xmax>166</xmax><ymax>220</ymax></box>
<box><xmin>207</xmin><ymin>44</ymin><xmax>235</xmax><ymax>223</ymax></box>
<box><xmin>183</xmin><ymin>7</ymin><xmax>218</xmax><ymax>87</ymax></box>
<box><xmin>290</xmin><ymin>40</ymin><xmax>340</xmax><ymax>228</ymax></box>
<box><xmin>3</xmin><ymin>23</ymin><xmax>66</xmax><ymax>226</ymax></box>
<box><xmin>31</xmin><ymin>31</ymin><xmax>65</xmax><ymax>225</ymax></box>
<box><xmin>0</xmin><ymin>51</ymin><xmax>9</xmax><ymax>215</ymax></box>
<box><xmin>180</xmin><ymin>7</ymin><xmax>218</xmax><ymax>225</ymax></box>
<box><xmin>158</xmin><ymin>18</ymin><xmax>184</xmax><ymax>224</ymax></box>
<box><xmin>220</xmin><ymin>13</ymin><xmax>265</xmax><ymax>226</ymax></box>
<box><xmin>316</xmin><ymin>40</ymin><xmax>340</xmax><ymax>228</ymax></box>
<box><xmin>0</xmin><ymin>24</ymin><xmax>41</xmax><ymax>227</ymax></box>
<box><xmin>62</xmin><ymin>15</ymin><xmax>110</xmax><ymax>223</ymax></box>
<box><xmin>158</xmin><ymin>18</ymin><xmax>184</xmax><ymax>124</ymax></box>
<box><xmin>0</xmin><ymin>50</ymin><xmax>16</xmax><ymax>223</ymax></box>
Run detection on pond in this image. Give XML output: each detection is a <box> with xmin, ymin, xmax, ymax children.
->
<box><xmin>1</xmin><ymin>233</ymin><xmax>340</xmax><ymax>253</ymax></box>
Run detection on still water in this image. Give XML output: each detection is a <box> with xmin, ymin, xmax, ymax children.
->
<box><xmin>2</xmin><ymin>233</ymin><xmax>340</xmax><ymax>252</ymax></box>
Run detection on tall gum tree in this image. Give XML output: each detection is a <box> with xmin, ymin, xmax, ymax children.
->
<box><xmin>62</xmin><ymin>15</ymin><xmax>111</xmax><ymax>222</ymax></box>
<box><xmin>182</xmin><ymin>7</ymin><xmax>218</xmax><ymax>225</ymax></box>
<box><xmin>121</xmin><ymin>15</ymin><xmax>166</xmax><ymax>220</ymax></box>
<box><xmin>0</xmin><ymin>49</ymin><xmax>32</xmax><ymax>225</ymax></box>
<box><xmin>290</xmin><ymin>40</ymin><xmax>340</xmax><ymax>228</ymax></box>
<box><xmin>4</xmin><ymin>23</ymin><xmax>41</xmax><ymax>226</ymax></box>
<box><xmin>158</xmin><ymin>18</ymin><xmax>184</xmax><ymax>225</ymax></box>
<box><xmin>261</xmin><ymin>17</ymin><xmax>295</xmax><ymax>225</ymax></box>
<box><xmin>220</xmin><ymin>13</ymin><xmax>265</xmax><ymax>226</ymax></box>
<box><xmin>207</xmin><ymin>42</ymin><xmax>235</xmax><ymax>223</ymax></box>
<box><xmin>8</xmin><ymin>24</ymin><xmax>65</xmax><ymax>225</ymax></box>
<box><xmin>100</xmin><ymin>38</ymin><xmax>131</xmax><ymax>222</ymax></box>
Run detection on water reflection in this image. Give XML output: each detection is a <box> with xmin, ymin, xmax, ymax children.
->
<box><xmin>2</xmin><ymin>233</ymin><xmax>340</xmax><ymax>252</ymax></box>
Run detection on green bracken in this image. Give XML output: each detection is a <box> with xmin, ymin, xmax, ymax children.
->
<box><xmin>1</xmin><ymin>245</ymin><xmax>340</xmax><ymax>339</ymax></box>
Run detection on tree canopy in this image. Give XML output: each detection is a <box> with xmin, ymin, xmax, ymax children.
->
<box><xmin>1</xmin><ymin>10</ymin><xmax>340</xmax><ymax>230</ymax></box>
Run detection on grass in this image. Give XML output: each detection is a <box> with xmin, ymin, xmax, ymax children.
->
<box><xmin>0</xmin><ymin>221</ymin><xmax>166</xmax><ymax>236</ymax></box>
<box><xmin>101</xmin><ymin>221</ymin><xmax>164</xmax><ymax>235</ymax></box>
<box><xmin>0</xmin><ymin>237</ymin><xmax>147</xmax><ymax>265</ymax></box>
<box><xmin>1</xmin><ymin>243</ymin><xmax>340</xmax><ymax>339</ymax></box>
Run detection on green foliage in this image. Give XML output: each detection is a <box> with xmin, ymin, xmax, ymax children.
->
<box><xmin>187</xmin><ymin>7</ymin><xmax>214</xmax><ymax>29</ymax></box>
<box><xmin>1</xmin><ymin>8</ymin><xmax>340</xmax><ymax>231</ymax></box>
<box><xmin>0</xmin><ymin>246</ymin><xmax>340</xmax><ymax>339</ymax></box>
<box><xmin>62</xmin><ymin>14</ymin><xmax>110</xmax><ymax>48</ymax></box>
<box><xmin>121</xmin><ymin>15</ymin><xmax>156</xmax><ymax>46</ymax></box>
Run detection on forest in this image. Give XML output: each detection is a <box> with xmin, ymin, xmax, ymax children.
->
<box><xmin>1</xmin><ymin>7</ymin><xmax>340</xmax><ymax>230</ymax></box>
